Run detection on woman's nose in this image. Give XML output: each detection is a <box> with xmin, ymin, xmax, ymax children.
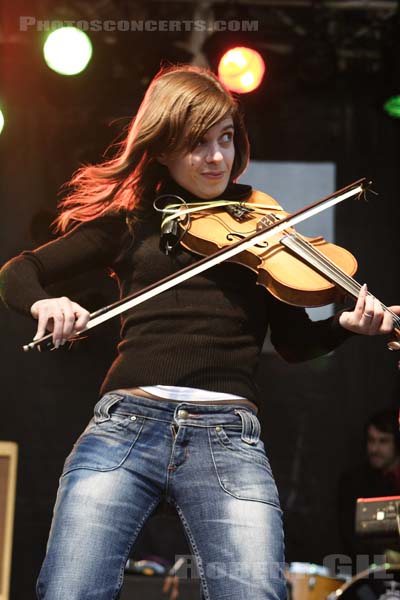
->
<box><xmin>205</xmin><ymin>143</ymin><xmax>223</xmax><ymax>163</ymax></box>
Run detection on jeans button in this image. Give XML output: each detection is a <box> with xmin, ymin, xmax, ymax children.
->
<box><xmin>130</xmin><ymin>415</ymin><xmax>137</xmax><ymax>421</ymax></box>
<box><xmin>177</xmin><ymin>409</ymin><xmax>189</xmax><ymax>419</ymax></box>
<box><xmin>215</xmin><ymin>425</ymin><xmax>222</xmax><ymax>432</ymax></box>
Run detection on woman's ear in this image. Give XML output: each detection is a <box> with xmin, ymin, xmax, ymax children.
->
<box><xmin>157</xmin><ymin>154</ymin><xmax>168</xmax><ymax>166</ymax></box>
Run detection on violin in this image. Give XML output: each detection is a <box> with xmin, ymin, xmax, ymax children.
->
<box><xmin>177</xmin><ymin>187</ymin><xmax>358</xmax><ymax>308</ymax></box>
<box><xmin>23</xmin><ymin>178</ymin><xmax>400</xmax><ymax>352</ymax></box>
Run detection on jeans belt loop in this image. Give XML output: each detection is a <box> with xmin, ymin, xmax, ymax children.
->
<box><xmin>94</xmin><ymin>393</ymin><xmax>121</xmax><ymax>423</ymax></box>
<box><xmin>235</xmin><ymin>409</ymin><xmax>260</xmax><ymax>445</ymax></box>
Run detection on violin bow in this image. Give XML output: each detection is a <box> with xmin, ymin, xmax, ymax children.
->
<box><xmin>23</xmin><ymin>178</ymin><xmax>368</xmax><ymax>352</ymax></box>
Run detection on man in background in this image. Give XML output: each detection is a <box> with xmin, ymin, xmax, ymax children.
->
<box><xmin>338</xmin><ymin>409</ymin><xmax>400</xmax><ymax>567</ymax></box>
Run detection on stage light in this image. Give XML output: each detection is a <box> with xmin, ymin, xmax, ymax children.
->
<box><xmin>218</xmin><ymin>47</ymin><xmax>265</xmax><ymax>94</ymax></box>
<box><xmin>43</xmin><ymin>27</ymin><xmax>93</xmax><ymax>76</ymax></box>
<box><xmin>0</xmin><ymin>109</ymin><xmax>4</xmax><ymax>134</ymax></box>
<box><xmin>384</xmin><ymin>95</ymin><xmax>400</xmax><ymax>118</ymax></box>
<box><xmin>380</xmin><ymin>20</ymin><xmax>400</xmax><ymax>119</ymax></box>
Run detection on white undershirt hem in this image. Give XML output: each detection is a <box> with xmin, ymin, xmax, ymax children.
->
<box><xmin>139</xmin><ymin>385</ymin><xmax>246</xmax><ymax>402</ymax></box>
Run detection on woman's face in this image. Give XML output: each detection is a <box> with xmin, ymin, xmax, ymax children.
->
<box><xmin>159</xmin><ymin>116</ymin><xmax>235</xmax><ymax>199</ymax></box>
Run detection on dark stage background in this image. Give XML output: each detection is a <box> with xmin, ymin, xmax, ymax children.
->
<box><xmin>1</xmin><ymin>1</ymin><xmax>400</xmax><ymax>598</ymax></box>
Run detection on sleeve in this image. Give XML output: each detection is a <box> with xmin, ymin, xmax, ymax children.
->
<box><xmin>0</xmin><ymin>213</ymin><xmax>128</xmax><ymax>317</ymax></box>
<box><xmin>266</xmin><ymin>292</ymin><xmax>355</xmax><ymax>362</ymax></box>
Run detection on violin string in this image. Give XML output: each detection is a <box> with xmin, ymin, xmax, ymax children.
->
<box><xmin>157</xmin><ymin>201</ymin><xmax>400</xmax><ymax>330</ymax></box>
<box><xmin>293</xmin><ymin>235</ymin><xmax>400</xmax><ymax>328</ymax></box>
<box><xmin>265</xmin><ymin>214</ymin><xmax>359</xmax><ymax>301</ymax></box>
<box><xmin>286</xmin><ymin>233</ymin><xmax>400</xmax><ymax>328</ymax></box>
<box><xmin>290</xmin><ymin>234</ymin><xmax>372</xmax><ymax>300</ymax></box>
<box><xmin>289</xmin><ymin>234</ymin><xmax>361</xmax><ymax>294</ymax></box>
<box><xmin>258</xmin><ymin>211</ymin><xmax>399</xmax><ymax>329</ymax></box>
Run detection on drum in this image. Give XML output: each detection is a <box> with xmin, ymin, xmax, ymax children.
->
<box><xmin>286</xmin><ymin>562</ymin><xmax>344</xmax><ymax>600</ymax></box>
<box><xmin>327</xmin><ymin>563</ymin><xmax>400</xmax><ymax>600</ymax></box>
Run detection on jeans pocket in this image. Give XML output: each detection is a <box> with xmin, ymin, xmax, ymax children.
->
<box><xmin>62</xmin><ymin>397</ymin><xmax>145</xmax><ymax>476</ymax></box>
<box><xmin>209</xmin><ymin>421</ymin><xmax>281</xmax><ymax>507</ymax></box>
<box><xmin>214</xmin><ymin>423</ymin><xmax>270</xmax><ymax>468</ymax></box>
<box><xmin>93</xmin><ymin>392</ymin><xmax>138</xmax><ymax>431</ymax></box>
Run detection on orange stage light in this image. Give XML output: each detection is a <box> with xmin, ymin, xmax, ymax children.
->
<box><xmin>218</xmin><ymin>47</ymin><xmax>265</xmax><ymax>94</ymax></box>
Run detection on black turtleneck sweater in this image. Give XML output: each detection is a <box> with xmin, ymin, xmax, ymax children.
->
<box><xmin>0</xmin><ymin>182</ymin><xmax>353</xmax><ymax>404</ymax></box>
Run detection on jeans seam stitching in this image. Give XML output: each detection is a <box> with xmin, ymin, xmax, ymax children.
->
<box><xmin>111</xmin><ymin>499</ymin><xmax>161</xmax><ymax>600</ymax></box>
<box><xmin>166</xmin><ymin>425</ymin><xmax>179</xmax><ymax>496</ymax></box>
<box><xmin>173</xmin><ymin>502</ymin><xmax>211</xmax><ymax>600</ymax></box>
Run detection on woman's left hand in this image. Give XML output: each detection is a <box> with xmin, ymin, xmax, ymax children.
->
<box><xmin>338</xmin><ymin>283</ymin><xmax>400</xmax><ymax>335</ymax></box>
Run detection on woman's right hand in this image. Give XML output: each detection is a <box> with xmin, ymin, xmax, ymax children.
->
<box><xmin>30</xmin><ymin>297</ymin><xmax>91</xmax><ymax>348</ymax></box>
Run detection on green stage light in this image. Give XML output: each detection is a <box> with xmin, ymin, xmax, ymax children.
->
<box><xmin>0</xmin><ymin>109</ymin><xmax>4</xmax><ymax>134</ymax></box>
<box><xmin>43</xmin><ymin>27</ymin><xmax>92</xmax><ymax>76</ymax></box>
<box><xmin>383</xmin><ymin>95</ymin><xmax>400</xmax><ymax>118</ymax></box>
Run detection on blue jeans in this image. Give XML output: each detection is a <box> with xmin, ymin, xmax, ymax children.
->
<box><xmin>36</xmin><ymin>392</ymin><xmax>286</xmax><ymax>600</ymax></box>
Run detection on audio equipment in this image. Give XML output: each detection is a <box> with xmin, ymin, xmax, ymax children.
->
<box><xmin>356</xmin><ymin>495</ymin><xmax>400</xmax><ymax>542</ymax></box>
<box><xmin>0</xmin><ymin>442</ymin><xmax>18</xmax><ymax>600</ymax></box>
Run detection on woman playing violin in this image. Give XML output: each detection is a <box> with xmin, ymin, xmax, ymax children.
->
<box><xmin>0</xmin><ymin>64</ymin><xmax>399</xmax><ymax>600</ymax></box>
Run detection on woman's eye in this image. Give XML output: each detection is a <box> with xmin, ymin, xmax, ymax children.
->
<box><xmin>195</xmin><ymin>131</ymin><xmax>233</xmax><ymax>148</ymax></box>
<box><xmin>221</xmin><ymin>132</ymin><xmax>233</xmax><ymax>143</ymax></box>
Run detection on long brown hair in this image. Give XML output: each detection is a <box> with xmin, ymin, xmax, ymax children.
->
<box><xmin>54</xmin><ymin>64</ymin><xmax>250</xmax><ymax>233</ymax></box>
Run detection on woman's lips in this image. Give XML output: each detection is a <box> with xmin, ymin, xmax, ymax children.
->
<box><xmin>201</xmin><ymin>171</ymin><xmax>225</xmax><ymax>179</ymax></box>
